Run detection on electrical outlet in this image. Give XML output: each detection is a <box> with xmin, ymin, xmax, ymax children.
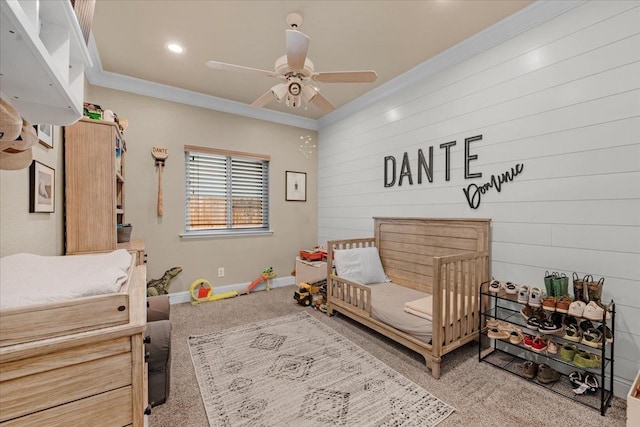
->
<box><xmin>218</xmin><ymin>267</ymin><xmax>225</xmax><ymax>277</ymax></box>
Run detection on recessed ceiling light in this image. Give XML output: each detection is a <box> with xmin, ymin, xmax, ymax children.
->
<box><xmin>167</xmin><ymin>43</ymin><xmax>184</xmax><ymax>53</ymax></box>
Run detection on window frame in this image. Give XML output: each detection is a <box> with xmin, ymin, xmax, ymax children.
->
<box><xmin>181</xmin><ymin>145</ymin><xmax>272</xmax><ymax>238</ymax></box>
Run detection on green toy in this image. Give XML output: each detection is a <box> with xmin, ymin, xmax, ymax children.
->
<box><xmin>147</xmin><ymin>266</ymin><xmax>182</xmax><ymax>296</ymax></box>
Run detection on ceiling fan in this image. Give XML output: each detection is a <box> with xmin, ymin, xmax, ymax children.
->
<box><xmin>205</xmin><ymin>13</ymin><xmax>377</xmax><ymax>114</ymax></box>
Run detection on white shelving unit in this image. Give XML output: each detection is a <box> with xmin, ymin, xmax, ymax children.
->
<box><xmin>0</xmin><ymin>0</ymin><xmax>91</xmax><ymax>125</ymax></box>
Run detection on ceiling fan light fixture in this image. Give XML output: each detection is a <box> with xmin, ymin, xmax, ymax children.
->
<box><xmin>285</xmin><ymin>94</ymin><xmax>301</xmax><ymax>108</ymax></box>
<box><xmin>288</xmin><ymin>81</ymin><xmax>302</xmax><ymax>96</ymax></box>
<box><xmin>271</xmin><ymin>83</ymin><xmax>287</xmax><ymax>102</ymax></box>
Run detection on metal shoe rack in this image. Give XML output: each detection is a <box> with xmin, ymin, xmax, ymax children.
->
<box><xmin>478</xmin><ymin>283</ymin><xmax>615</xmax><ymax>415</ymax></box>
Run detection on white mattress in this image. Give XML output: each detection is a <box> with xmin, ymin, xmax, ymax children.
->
<box><xmin>368</xmin><ymin>282</ymin><xmax>433</xmax><ymax>343</ymax></box>
<box><xmin>0</xmin><ymin>249</ymin><xmax>133</xmax><ymax>310</ymax></box>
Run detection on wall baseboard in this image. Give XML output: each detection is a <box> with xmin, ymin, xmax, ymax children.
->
<box><xmin>167</xmin><ymin>275</ymin><xmax>296</xmax><ymax>305</ymax></box>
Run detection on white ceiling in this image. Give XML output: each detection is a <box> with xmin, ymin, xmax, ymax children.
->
<box><xmin>90</xmin><ymin>0</ymin><xmax>534</xmax><ymax>123</ymax></box>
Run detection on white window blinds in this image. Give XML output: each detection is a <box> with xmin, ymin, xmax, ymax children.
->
<box><xmin>185</xmin><ymin>146</ymin><xmax>269</xmax><ymax>232</ymax></box>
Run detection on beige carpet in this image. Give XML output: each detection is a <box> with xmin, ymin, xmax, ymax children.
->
<box><xmin>150</xmin><ymin>285</ymin><xmax>627</xmax><ymax>427</ymax></box>
<box><xmin>189</xmin><ymin>312</ymin><xmax>454</xmax><ymax>426</ymax></box>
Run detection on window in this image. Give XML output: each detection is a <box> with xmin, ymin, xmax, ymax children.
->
<box><xmin>184</xmin><ymin>146</ymin><xmax>270</xmax><ymax>236</ymax></box>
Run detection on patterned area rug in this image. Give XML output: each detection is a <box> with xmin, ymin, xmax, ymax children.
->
<box><xmin>188</xmin><ymin>312</ymin><xmax>454</xmax><ymax>426</ymax></box>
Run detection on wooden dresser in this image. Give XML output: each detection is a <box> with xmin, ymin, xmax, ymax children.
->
<box><xmin>0</xmin><ymin>265</ymin><xmax>148</xmax><ymax>426</ymax></box>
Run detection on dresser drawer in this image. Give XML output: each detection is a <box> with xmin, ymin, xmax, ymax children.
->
<box><xmin>0</xmin><ymin>352</ymin><xmax>131</xmax><ymax>422</ymax></box>
<box><xmin>1</xmin><ymin>386</ymin><xmax>132</xmax><ymax>426</ymax></box>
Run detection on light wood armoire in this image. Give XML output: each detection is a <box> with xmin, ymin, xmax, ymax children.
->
<box><xmin>65</xmin><ymin>117</ymin><xmax>125</xmax><ymax>255</ymax></box>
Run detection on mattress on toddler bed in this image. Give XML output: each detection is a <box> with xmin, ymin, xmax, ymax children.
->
<box><xmin>368</xmin><ymin>282</ymin><xmax>433</xmax><ymax>343</ymax></box>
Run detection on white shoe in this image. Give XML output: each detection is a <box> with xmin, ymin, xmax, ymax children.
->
<box><xmin>583</xmin><ymin>301</ymin><xmax>611</xmax><ymax>321</ymax></box>
<box><xmin>517</xmin><ymin>285</ymin><xmax>530</xmax><ymax>304</ymax></box>
<box><xmin>488</xmin><ymin>280</ymin><xmax>501</xmax><ymax>293</ymax></box>
<box><xmin>568</xmin><ymin>300</ymin><xmax>586</xmax><ymax>317</ymax></box>
<box><xmin>529</xmin><ymin>287</ymin><xmax>543</xmax><ymax>308</ymax></box>
<box><xmin>504</xmin><ymin>281</ymin><xmax>518</xmax><ymax>295</ymax></box>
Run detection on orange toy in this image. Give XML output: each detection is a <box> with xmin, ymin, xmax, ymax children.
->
<box><xmin>243</xmin><ymin>267</ymin><xmax>276</xmax><ymax>294</ymax></box>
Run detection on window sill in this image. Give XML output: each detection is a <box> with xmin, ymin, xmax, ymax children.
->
<box><xmin>179</xmin><ymin>229</ymin><xmax>274</xmax><ymax>239</ymax></box>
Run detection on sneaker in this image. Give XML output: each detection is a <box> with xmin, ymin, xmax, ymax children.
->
<box><xmin>568</xmin><ymin>300</ymin><xmax>586</xmax><ymax>317</ymax></box>
<box><xmin>573</xmin><ymin>350</ymin><xmax>595</xmax><ymax>369</ymax></box>
<box><xmin>563</xmin><ymin>315</ymin><xmax>578</xmax><ymax>328</ymax></box>
<box><xmin>528</xmin><ymin>287</ymin><xmax>543</xmax><ymax>307</ymax></box>
<box><xmin>556</xmin><ymin>296</ymin><xmax>573</xmax><ymax>313</ymax></box>
<box><xmin>526</xmin><ymin>316</ymin><xmax>541</xmax><ymax>331</ymax></box>
<box><xmin>533</xmin><ymin>307</ymin><xmax>547</xmax><ymax>320</ymax></box>
<box><xmin>569</xmin><ymin>371</ymin><xmax>584</xmax><ymax>389</ymax></box>
<box><xmin>486</xmin><ymin>318</ymin><xmax>502</xmax><ymax>329</ymax></box>
<box><xmin>583</xmin><ymin>301</ymin><xmax>611</xmax><ymax>321</ymax></box>
<box><xmin>487</xmin><ymin>327</ymin><xmax>510</xmax><ymax>340</ymax></box>
<box><xmin>488</xmin><ymin>279</ymin><xmax>501</xmax><ymax>293</ymax></box>
<box><xmin>523</xmin><ymin>334</ymin><xmax>535</xmax><ymax>349</ymax></box>
<box><xmin>509</xmin><ymin>330</ymin><xmax>524</xmax><ymax>345</ymax></box>
<box><xmin>560</xmin><ymin>343</ymin><xmax>578</xmax><ymax>362</ymax></box>
<box><xmin>590</xmin><ymin>354</ymin><xmax>602</xmax><ymax>369</ymax></box>
<box><xmin>531</xmin><ymin>336</ymin><xmax>547</xmax><ymax>353</ymax></box>
<box><xmin>542</xmin><ymin>296</ymin><xmax>557</xmax><ymax>311</ymax></box>
<box><xmin>598</xmin><ymin>324</ymin><xmax>613</xmax><ymax>344</ymax></box>
<box><xmin>581</xmin><ymin>328</ymin><xmax>603</xmax><ymax>348</ymax></box>
<box><xmin>504</xmin><ymin>281</ymin><xmax>517</xmax><ymax>294</ymax></box>
<box><xmin>563</xmin><ymin>324</ymin><xmax>581</xmax><ymax>342</ymax></box>
<box><xmin>517</xmin><ymin>285</ymin><xmax>530</xmax><ymax>304</ymax></box>
<box><xmin>578</xmin><ymin>319</ymin><xmax>595</xmax><ymax>332</ymax></box>
<box><xmin>550</xmin><ymin>312</ymin><xmax>564</xmax><ymax>328</ymax></box>
<box><xmin>546</xmin><ymin>339</ymin><xmax>558</xmax><ymax>354</ymax></box>
<box><xmin>572</xmin><ymin>374</ymin><xmax>599</xmax><ymax>395</ymax></box>
<box><xmin>522</xmin><ymin>361</ymin><xmax>539</xmax><ymax>379</ymax></box>
<box><xmin>537</xmin><ymin>364</ymin><xmax>560</xmax><ymax>384</ymax></box>
<box><xmin>538</xmin><ymin>318</ymin><xmax>563</xmax><ymax>335</ymax></box>
<box><xmin>520</xmin><ymin>305</ymin><xmax>534</xmax><ymax>321</ymax></box>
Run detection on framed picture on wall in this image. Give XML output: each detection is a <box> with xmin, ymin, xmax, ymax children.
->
<box><xmin>35</xmin><ymin>123</ymin><xmax>53</xmax><ymax>148</ymax></box>
<box><xmin>29</xmin><ymin>161</ymin><xmax>55</xmax><ymax>213</ymax></box>
<box><xmin>285</xmin><ymin>171</ymin><xmax>306</xmax><ymax>202</ymax></box>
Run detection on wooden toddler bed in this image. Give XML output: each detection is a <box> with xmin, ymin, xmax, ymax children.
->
<box><xmin>0</xmin><ymin>250</ymin><xmax>148</xmax><ymax>426</ymax></box>
<box><xmin>327</xmin><ymin>217</ymin><xmax>490</xmax><ymax>379</ymax></box>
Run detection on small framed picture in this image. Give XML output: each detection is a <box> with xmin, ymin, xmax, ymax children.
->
<box><xmin>286</xmin><ymin>171</ymin><xmax>306</xmax><ymax>202</ymax></box>
<box><xmin>36</xmin><ymin>123</ymin><xmax>53</xmax><ymax>148</ymax></box>
<box><xmin>29</xmin><ymin>161</ymin><xmax>55</xmax><ymax>213</ymax></box>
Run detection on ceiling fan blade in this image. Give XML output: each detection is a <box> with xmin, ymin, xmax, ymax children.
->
<box><xmin>206</xmin><ymin>60</ymin><xmax>278</xmax><ymax>78</ymax></box>
<box><xmin>309</xmin><ymin>90</ymin><xmax>336</xmax><ymax>114</ymax></box>
<box><xmin>311</xmin><ymin>70</ymin><xmax>378</xmax><ymax>83</ymax></box>
<box><xmin>250</xmin><ymin>90</ymin><xmax>276</xmax><ymax>109</ymax></box>
<box><xmin>286</xmin><ymin>29</ymin><xmax>310</xmax><ymax>71</ymax></box>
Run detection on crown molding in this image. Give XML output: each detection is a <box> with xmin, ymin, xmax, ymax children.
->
<box><xmin>85</xmin><ymin>0</ymin><xmax>583</xmax><ymax>132</ymax></box>
<box><xmin>85</xmin><ymin>35</ymin><xmax>318</xmax><ymax>131</ymax></box>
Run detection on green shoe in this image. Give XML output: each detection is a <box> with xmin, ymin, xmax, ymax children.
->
<box><xmin>573</xmin><ymin>350</ymin><xmax>601</xmax><ymax>369</ymax></box>
<box><xmin>544</xmin><ymin>271</ymin><xmax>556</xmax><ymax>297</ymax></box>
<box><xmin>552</xmin><ymin>273</ymin><xmax>569</xmax><ymax>297</ymax></box>
<box><xmin>559</xmin><ymin>343</ymin><xmax>577</xmax><ymax>362</ymax></box>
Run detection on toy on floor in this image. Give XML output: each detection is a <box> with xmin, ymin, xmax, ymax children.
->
<box><xmin>147</xmin><ymin>266</ymin><xmax>182</xmax><ymax>296</ymax></box>
<box><xmin>241</xmin><ymin>267</ymin><xmax>277</xmax><ymax>295</ymax></box>
<box><xmin>189</xmin><ymin>279</ymin><xmax>238</xmax><ymax>305</ymax></box>
<box><xmin>294</xmin><ymin>279</ymin><xmax>326</xmax><ymax>307</ymax></box>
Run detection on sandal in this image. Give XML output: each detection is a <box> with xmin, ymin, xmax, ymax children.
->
<box><xmin>488</xmin><ymin>327</ymin><xmax>510</xmax><ymax>340</ymax></box>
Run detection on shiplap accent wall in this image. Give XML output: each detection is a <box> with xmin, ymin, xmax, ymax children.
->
<box><xmin>317</xmin><ymin>1</ymin><xmax>639</xmax><ymax>395</ymax></box>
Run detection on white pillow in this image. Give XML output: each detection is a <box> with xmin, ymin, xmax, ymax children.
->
<box><xmin>333</xmin><ymin>246</ymin><xmax>389</xmax><ymax>285</ymax></box>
